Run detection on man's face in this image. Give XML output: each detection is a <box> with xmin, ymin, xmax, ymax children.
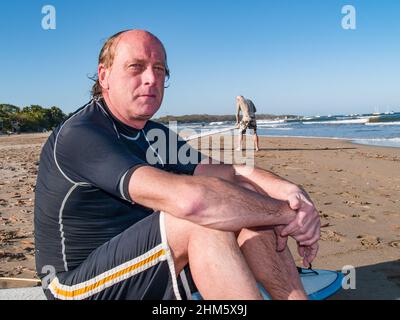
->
<box><xmin>103</xmin><ymin>33</ymin><xmax>167</xmax><ymax>124</ymax></box>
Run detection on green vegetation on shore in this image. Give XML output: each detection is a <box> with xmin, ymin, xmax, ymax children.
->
<box><xmin>0</xmin><ymin>104</ymin><xmax>67</xmax><ymax>133</ymax></box>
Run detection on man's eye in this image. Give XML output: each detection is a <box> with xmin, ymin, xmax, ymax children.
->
<box><xmin>129</xmin><ymin>64</ymin><xmax>143</xmax><ymax>71</ymax></box>
<box><xmin>154</xmin><ymin>66</ymin><xmax>166</xmax><ymax>73</ymax></box>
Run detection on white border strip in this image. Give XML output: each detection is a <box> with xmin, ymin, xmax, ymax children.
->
<box><xmin>180</xmin><ymin>269</ymin><xmax>192</xmax><ymax>300</ymax></box>
<box><xmin>53</xmin><ymin>101</ymin><xmax>94</xmax><ymax>184</ymax></box>
<box><xmin>95</xmin><ymin>100</ymin><xmax>121</xmax><ymax>138</ymax></box>
<box><xmin>142</xmin><ymin>129</ymin><xmax>165</xmax><ymax>166</ymax></box>
<box><xmin>159</xmin><ymin>211</ymin><xmax>182</xmax><ymax>300</ymax></box>
<box><xmin>58</xmin><ymin>184</ymin><xmax>80</xmax><ymax>271</ymax></box>
<box><xmin>118</xmin><ymin>170</ymin><xmax>130</xmax><ymax>201</ymax></box>
<box><xmin>120</xmin><ymin>132</ymin><xmax>141</xmax><ymax>141</ymax></box>
<box><xmin>49</xmin><ymin>244</ymin><xmax>166</xmax><ymax>300</ymax></box>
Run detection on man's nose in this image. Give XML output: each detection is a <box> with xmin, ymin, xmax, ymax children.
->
<box><xmin>142</xmin><ymin>66</ymin><xmax>157</xmax><ymax>85</ymax></box>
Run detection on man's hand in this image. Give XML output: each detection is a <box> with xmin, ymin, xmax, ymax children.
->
<box><xmin>277</xmin><ymin>189</ymin><xmax>321</xmax><ymax>267</ymax></box>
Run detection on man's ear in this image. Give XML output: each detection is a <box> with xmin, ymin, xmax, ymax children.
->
<box><xmin>98</xmin><ymin>64</ymin><xmax>109</xmax><ymax>90</ymax></box>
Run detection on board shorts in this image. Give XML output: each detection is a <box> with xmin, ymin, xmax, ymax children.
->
<box><xmin>43</xmin><ymin>211</ymin><xmax>195</xmax><ymax>300</ymax></box>
<box><xmin>240</xmin><ymin>118</ymin><xmax>257</xmax><ymax>134</ymax></box>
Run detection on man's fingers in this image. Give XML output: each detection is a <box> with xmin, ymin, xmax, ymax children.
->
<box><xmin>297</xmin><ymin>244</ymin><xmax>305</xmax><ymax>259</ymax></box>
<box><xmin>281</xmin><ymin>213</ymin><xmax>306</xmax><ymax>237</ymax></box>
<box><xmin>281</xmin><ymin>223</ymin><xmax>299</xmax><ymax>237</ymax></box>
<box><xmin>302</xmin><ymin>248</ymin><xmax>311</xmax><ymax>268</ymax></box>
<box><xmin>276</xmin><ymin>234</ymin><xmax>288</xmax><ymax>252</ymax></box>
<box><xmin>299</xmin><ymin>232</ymin><xmax>320</xmax><ymax>247</ymax></box>
<box><xmin>297</xmin><ymin>243</ymin><xmax>318</xmax><ymax>268</ymax></box>
<box><xmin>303</xmin><ymin>244</ymin><xmax>319</xmax><ymax>266</ymax></box>
<box><xmin>298</xmin><ymin>223</ymin><xmax>320</xmax><ymax>246</ymax></box>
<box><xmin>275</xmin><ymin>227</ymin><xmax>288</xmax><ymax>251</ymax></box>
<box><xmin>286</xmin><ymin>209</ymin><xmax>320</xmax><ymax>238</ymax></box>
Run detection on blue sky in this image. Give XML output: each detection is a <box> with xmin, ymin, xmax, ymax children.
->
<box><xmin>0</xmin><ymin>0</ymin><xmax>399</xmax><ymax>116</ymax></box>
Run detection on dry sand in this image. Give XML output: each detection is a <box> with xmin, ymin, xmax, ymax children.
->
<box><xmin>0</xmin><ymin>132</ymin><xmax>399</xmax><ymax>299</ymax></box>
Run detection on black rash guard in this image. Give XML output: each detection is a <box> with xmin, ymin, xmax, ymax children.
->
<box><xmin>34</xmin><ymin>98</ymin><xmax>203</xmax><ymax>276</ymax></box>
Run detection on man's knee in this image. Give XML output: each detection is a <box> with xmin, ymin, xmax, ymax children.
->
<box><xmin>163</xmin><ymin>212</ymin><xmax>237</xmax><ymax>272</ymax></box>
<box><xmin>237</xmin><ymin>227</ymin><xmax>276</xmax><ymax>248</ymax></box>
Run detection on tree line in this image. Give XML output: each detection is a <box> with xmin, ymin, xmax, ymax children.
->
<box><xmin>0</xmin><ymin>104</ymin><xmax>67</xmax><ymax>133</ymax></box>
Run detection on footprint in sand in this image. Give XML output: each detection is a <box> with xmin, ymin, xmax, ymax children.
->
<box><xmin>0</xmin><ymin>251</ymin><xmax>27</xmax><ymax>262</ymax></box>
<box><xmin>331</xmin><ymin>212</ymin><xmax>348</xmax><ymax>220</ymax></box>
<box><xmin>321</xmin><ymin>230</ymin><xmax>345</xmax><ymax>242</ymax></box>
<box><xmin>0</xmin><ymin>230</ymin><xmax>25</xmax><ymax>242</ymax></box>
<box><xmin>357</xmin><ymin>235</ymin><xmax>382</xmax><ymax>248</ymax></box>
<box><xmin>21</xmin><ymin>240</ymin><xmax>35</xmax><ymax>255</ymax></box>
<box><xmin>358</xmin><ymin>214</ymin><xmax>377</xmax><ymax>223</ymax></box>
<box><xmin>388</xmin><ymin>240</ymin><xmax>400</xmax><ymax>248</ymax></box>
<box><xmin>384</xmin><ymin>212</ymin><xmax>400</xmax><ymax>219</ymax></box>
<box><xmin>343</xmin><ymin>200</ymin><xmax>356</xmax><ymax>207</ymax></box>
<box><xmin>320</xmin><ymin>213</ymin><xmax>330</xmax><ymax>219</ymax></box>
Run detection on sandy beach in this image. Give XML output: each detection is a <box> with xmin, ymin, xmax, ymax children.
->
<box><xmin>0</xmin><ymin>132</ymin><xmax>399</xmax><ymax>299</ymax></box>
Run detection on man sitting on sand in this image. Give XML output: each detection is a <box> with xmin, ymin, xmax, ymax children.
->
<box><xmin>235</xmin><ymin>95</ymin><xmax>260</xmax><ymax>151</ymax></box>
<box><xmin>34</xmin><ymin>29</ymin><xmax>320</xmax><ymax>300</ymax></box>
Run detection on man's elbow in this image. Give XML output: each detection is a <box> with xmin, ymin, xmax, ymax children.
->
<box><xmin>175</xmin><ymin>183</ymin><xmax>207</xmax><ymax>219</ymax></box>
<box><xmin>174</xmin><ymin>177</ymin><xmax>225</xmax><ymax>222</ymax></box>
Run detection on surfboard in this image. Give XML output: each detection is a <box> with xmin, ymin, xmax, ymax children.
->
<box><xmin>191</xmin><ymin>268</ymin><xmax>343</xmax><ymax>300</ymax></box>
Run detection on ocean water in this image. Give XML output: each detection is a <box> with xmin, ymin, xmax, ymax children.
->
<box><xmin>176</xmin><ymin>112</ymin><xmax>400</xmax><ymax>148</ymax></box>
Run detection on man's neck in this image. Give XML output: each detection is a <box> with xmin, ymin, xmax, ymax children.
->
<box><xmin>102</xmin><ymin>94</ymin><xmax>147</xmax><ymax>130</ymax></box>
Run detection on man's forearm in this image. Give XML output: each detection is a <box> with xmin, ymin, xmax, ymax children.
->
<box><xmin>130</xmin><ymin>166</ymin><xmax>296</xmax><ymax>232</ymax></box>
<box><xmin>187</xmin><ymin>176</ymin><xmax>296</xmax><ymax>231</ymax></box>
<box><xmin>194</xmin><ymin>163</ymin><xmax>300</xmax><ymax>202</ymax></box>
<box><xmin>233</xmin><ymin>164</ymin><xmax>300</xmax><ymax>201</ymax></box>
<box><xmin>193</xmin><ymin>163</ymin><xmax>320</xmax><ymax>261</ymax></box>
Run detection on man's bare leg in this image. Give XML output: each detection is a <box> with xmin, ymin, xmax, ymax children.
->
<box><xmin>253</xmin><ymin>132</ymin><xmax>259</xmax><ymax>151</ymax></box>
<box><xmin>164</xmin><ymin>212</ymin><xmax>262</xmax><ymax>300</ymax></box>
<box><xmin>236</xmin><ymin>133</ymin><xmax>243</xmax><ymax>151</ymax></box>
<box><xmin>237</xmin><ymin>228</ymin><xmax>307</xmax><ymax>300</ymax></box>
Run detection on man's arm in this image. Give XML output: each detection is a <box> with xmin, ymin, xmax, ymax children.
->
<box><xmin>194</xmin><ymin>163</ymin><xmax>298</xmax><ymax>200</ymax></box>
<box><xmin>128</xmin><ymin>165</ymin><xmax>296</xmax><ymax>232</ymax></box>
<box><xmin>194</xmin><ymin>163</ymin><xmax>321</xmax><ymax>267</ymax></box>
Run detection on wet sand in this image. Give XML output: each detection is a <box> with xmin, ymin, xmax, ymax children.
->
<box><xmin>0</xmin><ymin>132</ymin><xmax>399</xmax><ymax>299</ymax></box>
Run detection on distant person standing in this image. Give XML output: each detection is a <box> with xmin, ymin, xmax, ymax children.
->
<box><xmin>235</xmin><ymin>95</ymin><xmax>259</xmax><ymax>151</ymax></box>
